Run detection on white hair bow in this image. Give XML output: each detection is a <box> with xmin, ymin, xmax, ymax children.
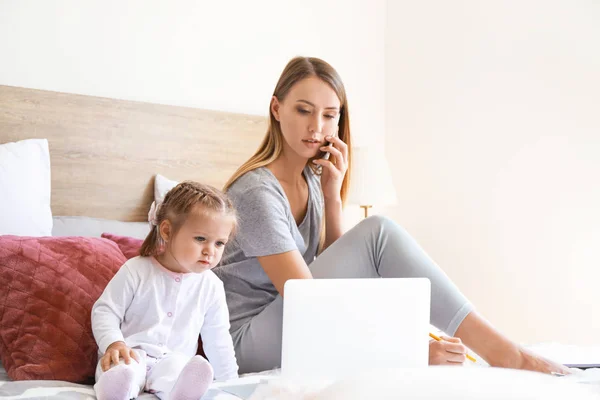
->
<box><xmin>148</xmin><ymin>201</ymin><xmax>161</xmax><ymax>227</ymax></box>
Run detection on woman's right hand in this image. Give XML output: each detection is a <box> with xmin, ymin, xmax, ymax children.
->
<box><xmin>100</xmin><ymin>341</ymin><xmax>139</xmax><ymax>371</ymax></box>
<box><xmin>429</xmin><ymin>336</ymin><xmax>468</xmax><ymax>366</ymax></box>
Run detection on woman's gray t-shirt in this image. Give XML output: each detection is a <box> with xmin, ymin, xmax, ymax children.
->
<box><xmin>213</xmin><ymin>166</ymin><xmax>323</xmax><ymax>333</ymax></box>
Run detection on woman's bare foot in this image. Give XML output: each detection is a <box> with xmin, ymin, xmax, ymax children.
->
<box><xmin>454</xmin><ymin>311</ymin><xmax>570</xmax><ymax>375</ymax></box>
<box><xmin>516</xmin><ymin>347</ymin><xmax>571</xmax><ymax>375</ymax></box>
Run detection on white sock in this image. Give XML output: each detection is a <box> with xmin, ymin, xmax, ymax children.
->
<box><xmin>169</xmin><ymin>356</ymin><xmax>214</xmax><ymax>400</ymax></box>
<box><xmin>95</xmin><ymin>364</ymin><xmax>137</xmax><ymax>400</ymax></box>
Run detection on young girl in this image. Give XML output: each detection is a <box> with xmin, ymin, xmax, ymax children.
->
<box><xmin>92</xmin><ymin>181</ymin><xmax>239</xmax><ymax>400</ymax></box>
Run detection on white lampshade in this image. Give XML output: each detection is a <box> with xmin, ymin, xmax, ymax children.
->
<box><xmin>347</xmin><ymin>146</ymin><xmax>398</xmax><ymax>207</ymax></box>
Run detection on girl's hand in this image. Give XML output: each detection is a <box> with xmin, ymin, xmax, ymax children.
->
<box><xmin>100</xmin><ymin>341</ymin><xmax>140</xmax><ymax>372</ymax></box>
<box><xmin>313</xmin><ymin>127</ymin><xmax>347</xmax><ymax>202</ymax></box>
<box><xmin>429</xmin><ymin>336</ymin><xmax>468</xmax><ymax>366</ymax></box>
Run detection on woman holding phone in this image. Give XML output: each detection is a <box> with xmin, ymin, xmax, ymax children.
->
<box><xmin>213</xmin><ymin>56</ymin><xmax>569</xmax><ymax>376</ymax></box>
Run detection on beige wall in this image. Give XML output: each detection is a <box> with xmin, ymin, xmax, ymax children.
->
<box><xmin>0</xmin><ymin>0</ymin><xmax>385</xmax><ymax>148</ymax></box>
<box><xmin>0</xmin><ymin>0</ymin><xmax>385</xmax><ymax>225</ymax></box>
<box><xmin>385</xmin><ymin>1</ymin><xmax>600</xmax><ymax>345</ymax></box>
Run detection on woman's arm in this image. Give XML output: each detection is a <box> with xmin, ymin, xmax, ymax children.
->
<box><xmin>258</xmin><ymin>250</ymin><xmax>313</xmax><ymax>297</ymax></box>
<box><xmin>313</xmin><ymin>133</ymin><xmax>348</xmax><ymax>250</ymax></box>
<box><xmin>323</xmin><ymin>197</ymin><xmax>344</xmax><ymax>250</ymax></box>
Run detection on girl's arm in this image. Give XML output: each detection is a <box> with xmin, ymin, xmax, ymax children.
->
<box><xmin>200</xmin><ymin>281</ymin><xmax>238</xmax><ymax>381</ymax></box>
<box><xmin>91</xmin><ymin>264</ymin><xmax>136</xmax><ymax>354</ymax></box>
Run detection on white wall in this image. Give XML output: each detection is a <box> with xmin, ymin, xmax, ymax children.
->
<box><xmin>385</xmin><ymin>1</ymin><xmax>600</xmax><ymax>345</ymax></box>
<box><xmin>0</xmin><ymin>0</ymin><xmax>384</xmax><ymax>225</ymax></box>
<box><xmin>0</xmin><ymin>0</ymin><xmax>385</xmax><ymax>147</ymax></box>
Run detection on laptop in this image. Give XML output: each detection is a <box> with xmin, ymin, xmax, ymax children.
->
<box><xmin>281</xmin><ymin>278</ymin><xmax>431</xmax><ymax>382</ymax></box>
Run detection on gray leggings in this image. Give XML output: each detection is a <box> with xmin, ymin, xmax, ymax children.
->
<box><xmin>231</xmin><ymin>216</ymin><xmax>474</xmax><ymax>374</ymax></box>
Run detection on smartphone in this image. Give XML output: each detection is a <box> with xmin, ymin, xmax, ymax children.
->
<box><xmin>321</xmin><ymin>127</ymin><xmax>338</xmax><ymax>160</ymax></box>
<box><xmin>321</xmin><ymin>140</ymin><xmax>334</xmax><ymax>160</ymax></box>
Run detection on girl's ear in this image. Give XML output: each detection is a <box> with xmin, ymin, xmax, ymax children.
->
<box><xmin>159</xmin><ymin>220</ymin><xmax>172</xmax><ymax>242</ymax></box>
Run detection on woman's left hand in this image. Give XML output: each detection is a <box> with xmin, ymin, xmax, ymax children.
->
<box><xmin>313</xmin><ymin>128</ymin><xmax>348</xmax><ymax>202</ymax></box>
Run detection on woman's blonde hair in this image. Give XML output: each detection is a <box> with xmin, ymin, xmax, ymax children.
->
<box><xmin>140</xmin><ymin>181</ymin><xmax>237</xmax><ymax>257</ymax></box>
<box><xmin>223</xmin><ymin>56</ymin><xmax>352</xmax><ymax>205</ymax></box>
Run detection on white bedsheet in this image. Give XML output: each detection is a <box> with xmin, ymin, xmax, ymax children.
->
<box><xmin>0</xmin><ymin>361</ymin><xmax>276</xmax><ymax>400</ymax></box>
<box><xmin>3</xmin><ymin>346</ymin><xmax>600</xmax><ymax>399</ymax></box>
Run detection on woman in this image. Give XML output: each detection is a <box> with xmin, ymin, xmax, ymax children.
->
<box><xmin>213</xmin><ymin>56</ymin><xmax>568</xmax><ymax>375</ymax></box>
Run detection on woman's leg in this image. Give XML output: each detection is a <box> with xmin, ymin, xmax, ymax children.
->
<box><xmin>314</xmin><ymin>216</ymin><xmax>568</xmax><ymax>374</ymax></box>
<box><xmin>233</xmin><ymin>297</ymin><xmax>284</xmax><ymax>374</ymax></box>
<box><xmin>235</xmin><ymin>216</ymin><xmax>566</xmax><ymax>374</ymax></box>
<box><xmin>454</xmin><ymin>311</ymin><xmax>569</xmax><ymax>373</ymax></box>
<box><xmin>310</xmin><ymin>215</ymin><xmax>474</xmax><ymax>336</ymax></box>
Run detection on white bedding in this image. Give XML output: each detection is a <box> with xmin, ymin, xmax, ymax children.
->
<box><xmin>0</xmin><ymin>361</ymin><xmax>267</xmax><ymax>399</ymax></box>
<box><xmin>258</xmin><ymin>367</ymin><xmax>600</xmax><ymax>400</ymax></box>
<box><xmin>3</xmin><ymin>356</ymin><xmax>600</xmax><ymax>399</ymax></box>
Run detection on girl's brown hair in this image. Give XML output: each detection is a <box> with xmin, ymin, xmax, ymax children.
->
<box><xmin>223</xmin><ymin>56</ymin><xmax>352</xmax><ymax>205</ymax></box>
<box><xmin>140</xmin><ymin>181</ymin><xmax>237</xmax><ymax>257</ymax></box>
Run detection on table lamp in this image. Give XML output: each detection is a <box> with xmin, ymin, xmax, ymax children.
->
<box><xmin>347</xmin><ymin>146</ymin><xmax>398</xmax><ymax>218</ymax></box>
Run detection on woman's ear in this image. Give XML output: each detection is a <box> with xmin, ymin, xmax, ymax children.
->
<box><xmin>271</xmin><ymin>96</ymin><xmax>281</xmax><ymax>121</ymax></box>
<box><xmin>159</xmin><ymin>220</ymin><xmax>172</xmax><ymax>242</ymax></box>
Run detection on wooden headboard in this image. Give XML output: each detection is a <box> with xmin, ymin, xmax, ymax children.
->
<box><xmin>0</xmin><ymin>85</ymin><xmax>267</xmax><ymax>221</ymax></box>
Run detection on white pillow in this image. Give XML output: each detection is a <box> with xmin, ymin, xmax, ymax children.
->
<box><xmin>52</xmin><ymin>216</ymin><xmax>150</xmax><ymax>239</ymax></box>
<box><xmin>0</xmin><ymin>138</ymin><xmax>52</xmax><ymax>236</ymax></box>
<box><xmin>154</xmin><ymin>174</ymin><xmax>178</xmax><ymax>204</ymax></box>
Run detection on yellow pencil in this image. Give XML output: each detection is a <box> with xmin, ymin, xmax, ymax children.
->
<box><xmin>429</xmin><ymin>332</ymin><xmax>477</xmax><ymax>363</ymax></box>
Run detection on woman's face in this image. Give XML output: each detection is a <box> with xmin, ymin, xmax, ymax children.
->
<box><xmin>272</xmin><ymin>76</ymin><xmax>341</xmax><ymax>160</ymax></box>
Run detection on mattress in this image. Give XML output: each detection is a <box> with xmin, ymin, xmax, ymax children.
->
<box><xmin>4</xmin><ymin>360</ymin><xmax>600</xmax><ymax>399</ymax></box>
<box><xmin>0</xmin><ymin>361</ymin><xmax>281</xmax><ymax>399</ymax></box>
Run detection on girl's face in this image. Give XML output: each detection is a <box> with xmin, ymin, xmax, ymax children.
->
<box><xmin>162</xmin><ymin>205</ymin><xmax>234</xmax><ymax>274</ymax></box>
<box><xmin>272</xmin><ymin>76</ymin><xmax>341</xmax><ymax>160</ymax></box>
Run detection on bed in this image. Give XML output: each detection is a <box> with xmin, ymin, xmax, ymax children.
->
<box><xmin>0</xmin><ymin>84</ymin><xmax>270</xmax><ymax>399</ymax></box>
<box><xmin>2</xmin><ymin>85</ymin><xmax>600</xmax><ymax>400</ymax></box>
